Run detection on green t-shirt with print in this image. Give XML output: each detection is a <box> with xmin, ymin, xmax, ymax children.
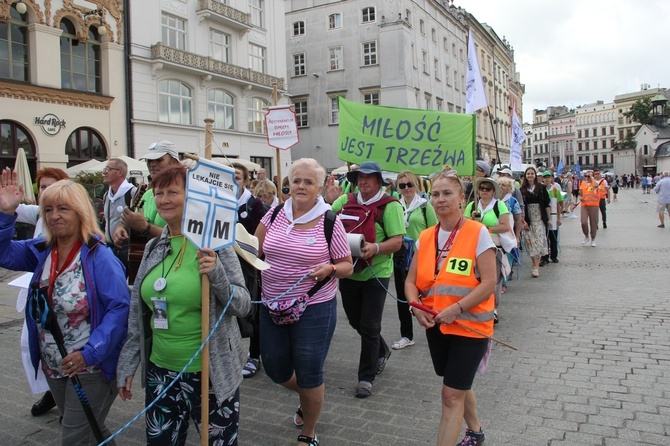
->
<box><xmin>331</xmin><ymin>194</ymin><xmax>406</xmax><ymax>281</ymax></box>
<box><xmin>141</xmin><ymin>237</ymin><xmax>202</xmax><ymax>372</ymax></box>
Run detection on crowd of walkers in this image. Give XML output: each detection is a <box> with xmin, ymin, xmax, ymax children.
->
<box><xmin>2</xmin><ymin>143</ymin><xmax>666</xmax><ymax>446</ymax></box>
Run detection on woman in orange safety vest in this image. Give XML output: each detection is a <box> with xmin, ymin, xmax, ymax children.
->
<box><xmin>579</xmin><ymin>170</ymin><xmax>600</xmax><ymax>246</ymax></box>
<box><xmin>405</xmin><ymin>166</ymin><xmax>497</xmax><ymax>446</ymax></box>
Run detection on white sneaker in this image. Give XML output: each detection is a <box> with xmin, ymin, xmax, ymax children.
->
<box><xmin>591</xmin><ymin>240</ymin><xmax>596</xmax><ymax>247</ymax></box>
<box><xmin>392</xmin><ymin>337</ymin><xmax>415</xmax><ymax>350</ymax></box>
<box><xmin>570</xmin><ymin>213</ymin><xmax>578</xmax><ymax>219</ymax></box>
<box><xmin>582</xmin><ymin>237</ymin><xmax>590</xmax><ymax>244</ymax></box>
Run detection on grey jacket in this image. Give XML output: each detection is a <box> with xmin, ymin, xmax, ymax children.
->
<box><xmin>116</xmin><ymin>228</ymin><xmax>251</xmax><ymax>404</ymax></box>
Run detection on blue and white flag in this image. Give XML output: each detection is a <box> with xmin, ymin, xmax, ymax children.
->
<box><xmin>509</xmin><ymin>107</ymin><xmax>525</xmax><ymax>170</ymax></box>
<box><xmin>557</xmin><ymin>159</ymin><xmax>564</xmax><ymax>174</ymax></box>
<box><xmin>465</xmin><ymin>29</ymin><xmax>488</xmax><ymax>114</ymax></box>
<box><xmin>574</xmin><ymin>163</ymin><xmax>581</xmax><ymax>180</ymax></box>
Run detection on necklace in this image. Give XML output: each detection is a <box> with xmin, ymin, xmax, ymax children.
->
<box><xmin>153</xmin><ymin>235</ymin><xmax>187</xmax><ymax>292</ymax></box>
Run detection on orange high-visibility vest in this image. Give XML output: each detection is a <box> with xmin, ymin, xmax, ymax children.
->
<box><xmin>579</xmin><ymin>181</ymin><xmax>600</xmax><ymax>206</ymax></box>
<box><xmin>415</xmin><ymin>219</ymin><xmax>494</xmax><ymax>338</ymax></box>
<box><xmin>596</xmin><ymin>180</ymin><xmax>608</xmax><ymax>199</ymax></box>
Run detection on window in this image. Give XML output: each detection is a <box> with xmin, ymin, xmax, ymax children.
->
<box><xmin>578</xmin><ymin>142</ymin><xmax>582</xmax><ymax>151</ymax></box>
<box><xmin>459</xmin><ymin>48</ymin><xmax>463</xmax><ymax>61</ymax></box>
<box><xmin>411</xmin><ymin>44</ymin><xmax>416</xmax><ymax>68</ymax></box>
<box><xmin>249</xmin><ymin>43</ymin><xmax>265</xmax><ymax>73</ymax></box>
<box><xmin>292</xmin><ymin>21</ymin><xmax>305</xmax><ymax>37</ymax></box>
<box><xmin>362</xmin><ymin>7</ymin><xmax>375</xmax><ymax>23</ymax></box>
<box><xmin>445</xmin><ymin>64</ymin><xmax>451</xmax><ymax>85</ymax></box>
<box><xmin>610</xmin><ymin>126</ymin><xmax>615</xmax><ymax>135</ymax></box>
<box><xmin>328</xmin><ymin>13</ymin><xmax>342</xmax><ymax>30</ymax></box>
<box><xmin>405</xmin><ymin>9</ymin><xmax>411</xmax><ymax>24</ymax></box>
<box><xmin>421</xmin><ymin>51</ymin><xmax>428</xmax><ymax>74</ymax></box>
<box><xmin>210</xmin><ymin>29</ymin><xmax>230</xmax><ymax>63</ymax></box>
<box><xmin>247</xmin><ymin>97</ymin><xmax>268</xmax><ymax>133</ymax></box>
<box><xmin>419</xmin><ymin>20</ymin><xmax>425</xmax><ymax>35</ymax></box>
<box><xmin>208</xmin><ymin>89</ymin><xmax>235</xmax><ymax>130</ymax></box>
<box><xmin>329</xmin><ymin>96</ymin><xmax>340</xmax><ymax>124</ymax></box>
<box><xmin>158</xmin><ymin>79</ymin><xmax>192</xmax><ymax>125</ymax></box>
<box><xmin>602</xmin><ymin>154</ymin><xmax>607</xmax><ymax>164</ymax></box>
<box><xmin>585</xmin><ymin>156</ymin><xmax>590</xmax><ymax>165</ymax></box>
<box><xmin>293</xmin><ymin>100</ymin><xmax>308</xmax><ymax>127</ymax></box>
<box><xmin>593</xmin><ymin>140</ymin><xmax>598</xmax><ymax>150</ymax></box>
<box><xmin>65</xmin><ymin>127</ymin><xmax>107</xmax><ymax>166</ymax></box>
<box><xmin>425</xmin><ymin>94</ymin><xmax>432</xmax><ymax>110</ymax></box>
<box><xmin>0</xmin><ymin>5</ymin><xmax>29</xmax><ymax>82</ymax></box>
<box><xmin>329</xmin><ymin>46</ymin><xmax>343</xmax><ymax>70</ymax></box>
<box><xmin>60</xmin><ymin>20</ymin><xmax>101</xmax><ymax>93</ymax></box>
<box><xmin>431</xmin><ymin>29</ymin><xmax>437</xmax><ymax>43</ymax></box>
<box><xmin>592</xmin><ymin>127</ymin><xmax>597</xmax><ymax>137</ymax></box>
<box><xmin>434</xmin><ymin>58</ymin><xmax>440</xmax><ymax>79</ymax></box>
<box><xmin>643</xmin><ymin>145</ymin><xmax>649</xmax><ymax>155</ymax></box>
<box><xmin>293</xmin><ymin>53</ymin><xmax>306</xmax><ymax>76</ymax></box>
<box><xmin>363</xmin><ymin>91</ymin><xmax>379</xmax><ymax>105</ymax></box>
<box><xmin>577</xmin><ymin>130</ymin><xmax>582</xmax><ymax>138</ymax></box>
<box><xmin>437</xmin><ymin>98</ymin><xmax>443</xmax><ymax>111</ymax></box>
<box><xmin>0</xmin><ymin>120</ymin><xmax>36</xmax><ymax>174</ymax></box>
<box><xmin>602</xmin><ymin>127</ymin><xmax>606</xmax><ymax>136</ymax></box>
<box><xmin>443</xmin><ymin>37</ymin><xmax>448</xmax><ymax>51</ymax></box>
<box><xmin>161</xmin><ymin>13</ymin><xmax>186</xmax><ymax>50</ymax></box>
<box><xmin>249</xmin><ymin>0</ymin><xmax>264</xmax><ymax>28</ymax></box>
<box><xmin>453</xmin><ymin>70</ymin><xmax>458</xmax><ymax>90</ymax></box>
<box><xmin>362</xmin><ymin>41</ymin><xmax>377</xmax><ymax>66</ymax></box>
<box><xmin>584</xmin><ymin>129</ymin><xmax>589</xmax><ymax>137</ymax></box>
<box><xmin>585</xmin><ymin>141</ymin><xmax>590</xmax><ymax>150</ymax></box>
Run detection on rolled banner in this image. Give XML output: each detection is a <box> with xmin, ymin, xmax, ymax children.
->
<box><xmin>347</xmin><ymin>233</ymin><xmax>366</xmax><ymax>257</ymax></box>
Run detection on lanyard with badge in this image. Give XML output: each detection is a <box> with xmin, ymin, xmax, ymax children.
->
<box><xmin>151</xmin><ymin>235</ymin><xmax>186</xmax><ymax>330</ymax></box>
<box><xmin>433</xmin><ymin>217</ymin><xmax>462</xmax><ymax>279</ymax></box>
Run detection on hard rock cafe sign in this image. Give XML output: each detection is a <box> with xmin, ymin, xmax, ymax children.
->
<box><xmin>34</xmin><ymin>114</ymin><xmax>66</xmax><ymax>136</ymax></box>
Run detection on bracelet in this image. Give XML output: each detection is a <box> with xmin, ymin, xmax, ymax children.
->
<box><xmin>456</xmin><ymin>302</ymin><xmax>464</xmax><ymax>313</ymax></box>
<box><xmin>140</xmin><ymin>221</ymin><xmax>152</xmax><ymax>237</ymax></box>
<box><xmin>329</xmin><ymin>264</ymin><xmax>337</xmax><ymax>278</ymax></box>
<box><xmin>374</xmin><ymin>243</ymin><xmax>380</xmax><ymax>255</ymax></box>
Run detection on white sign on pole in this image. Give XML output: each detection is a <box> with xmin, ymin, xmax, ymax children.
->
<box><xmin>265</xmin><ymin>105</ymin><xmax>300</xmax><ymax>150</ymax></box>
<box><xmin>183</xmin><ymin>158</ymin><xmax>239</xmax><ymax>251</ymax></box>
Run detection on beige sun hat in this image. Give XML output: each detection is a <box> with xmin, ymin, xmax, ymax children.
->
<box><xmin>233</xmin><ymin>223</ymin><xmax>270</xmax><ymax>270</ymax></box>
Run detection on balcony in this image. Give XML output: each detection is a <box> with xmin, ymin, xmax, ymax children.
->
<box><xmin>151</xmin><ymin>43</ymin><xmax>284</xmax><ymax>90</ymax></box>
<box><xmin>196</xmin><ymin>0</ymin><xmax>252</xmax><ymax>35</ymax></box>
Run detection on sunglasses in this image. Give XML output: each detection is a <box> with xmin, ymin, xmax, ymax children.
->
<box><xmin>281</xmin><ymin>187</ymin><xmax>290</xmax><ymax>194</ymax></box>
<box><xmin>398</xmin><ymin>182</ymin><xmax>414</xmax><ymax>189</ymax></box>
<box><xmin>479</xmin><ymin>186</ymin><xmax>493</xmax><ymax>192</ymax></box>
<box><xmin>429</xmin><ymin>169</ymin><xmax>458</xmax><ymax>181</ymax></box>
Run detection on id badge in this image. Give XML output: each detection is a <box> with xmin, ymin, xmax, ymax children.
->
<box><xmin>151</xmin><ymin>297</ymin><xmax>168</xmax><ymax>330</ymax></box>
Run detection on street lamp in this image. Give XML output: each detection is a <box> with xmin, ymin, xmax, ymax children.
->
<box><xmin>5</xmin><ymin>1</ymin><xmax>27</xmax><ymax>14</ymax></box>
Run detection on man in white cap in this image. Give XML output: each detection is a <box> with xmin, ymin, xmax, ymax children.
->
<box><xmin>112</xmin><ymin>140</ymin><xmax>181</xmax><ymax>248</ymax></box>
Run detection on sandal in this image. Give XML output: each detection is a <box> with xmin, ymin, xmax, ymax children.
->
<box><xmin>242</xmin><ymin>357</ymin><xmax>260</xmax><ymax>378</ymax></box>
<box><xmin>531</xmin><ymin>268</ymin><xmax>539</xmax><ymax>278</ymax></box>
<box><xmin>297</xmin><ymin>434</ymin><xmax>319</xmax><ymax>446</ymax></box>
<box><xmin>293</xmin><ymin>405</ymin><xmax>304</xmax><ymax>428</ymax></box>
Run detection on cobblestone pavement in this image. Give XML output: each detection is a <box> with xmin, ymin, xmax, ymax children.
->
<box><xmin>0</xmin><ymin>187</ymin><xmax>668</xmax><ymax>445</ymax></box>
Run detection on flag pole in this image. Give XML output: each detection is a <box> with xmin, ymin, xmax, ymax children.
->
<box><xmin>200</xmin><ymin>118</ymin><xmax>214</xmax><ymax>446</ymax></box>
<box><xmin>272</xmin><ymin>83</ymin><xmax>283</xmax><ymax>204</ymax></box>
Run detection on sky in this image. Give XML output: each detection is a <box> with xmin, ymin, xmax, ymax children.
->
<box><xmin>460</xmin><ymin>0</ymin><xmax>670</xmax><ymax>123</ymax></box>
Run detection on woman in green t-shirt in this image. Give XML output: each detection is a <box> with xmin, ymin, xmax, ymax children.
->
<box><xmin>116</xmin><ymin>166</ymin><xmax>251</xmax><ymax>446</ymax></box>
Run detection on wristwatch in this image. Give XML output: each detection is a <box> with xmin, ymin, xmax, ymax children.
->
<box><xmin>139</xmin><ymin>220</ymin><xmax>152</xmax><ymax>237</ymax></box>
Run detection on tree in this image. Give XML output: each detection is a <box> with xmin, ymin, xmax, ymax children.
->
<box><xmin>624</xmin><ymin>97</ymin><xmax>653</xmax><ymax>125</ymax></box>
<box><xmin>616</xmin><ymin>133</ymin><xmax>636</xmax><ymax>150</ymax></box>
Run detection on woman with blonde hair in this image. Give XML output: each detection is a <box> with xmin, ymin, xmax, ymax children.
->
<box><xmin>254</xmin><ymin>180</ymin><xmax>278</xmax><ymax>207</ymax></box>
<box><xmin>0</xmin><ymin>174</ymin><xmax>129</xmax><ymax>445</ymax></box>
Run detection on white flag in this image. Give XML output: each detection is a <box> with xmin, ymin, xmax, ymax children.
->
<box><xmin>465</xmin><ymin>29</ymin><xmax>488</xmax><ymax>114</ymax></box>
<box><xmin>509</xmin><ymin>107</ymin><xmax>526</xmax><ymax>170</ymax></box>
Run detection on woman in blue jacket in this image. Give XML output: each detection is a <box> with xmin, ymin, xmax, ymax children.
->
<box><xmin>0</xmin><ymin>170</ymin><xmax>129</xmax><ymax>446</ymax></box>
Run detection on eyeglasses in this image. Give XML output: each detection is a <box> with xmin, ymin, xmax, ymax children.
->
<box><xmin>102</xmin><ymin>166</ymin><xmax>121</xmax><ymax>174</ymax></box>
<box><xmin>479</xmin><ymin>186</ymin><xmax>494</xmax><ymax>192</ymax></box>
<box><xmin>281</xmin><ymin>187</ymin><xmax>290</xmax><ymax>194</ymax></box>
<box><xmin>398</xmin><ymin>182</ymin><xmax>414</xmax><ymax>189</ymax></box>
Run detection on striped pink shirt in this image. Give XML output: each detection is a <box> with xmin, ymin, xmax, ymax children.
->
<box><xmin>260</xmin><ymin>208</ymin><xmax>351</xmax><ymax>306</ymax></box>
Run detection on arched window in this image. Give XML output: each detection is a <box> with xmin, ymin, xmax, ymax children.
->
<box><xmin>60</xmin><ymin>19</ymin><xmax>101</xmax><ymax>93</ymax></box>
<box><xmin>0</xmin><ymin>120</ymin><xmax>36</xmax><ymax>176</ymax></box>
<box><xmin>158</xmin><ymin>79</ymin><xmax>192</xmax><ymax>125</ymax></box>
<box><xmin>65</xmin><ymin>127</ymin><xmax>106</xmax><ymax>166</ymax></box>
<box><xmin>208</xmin><ymin>89</ymin><xmax>235</xmax><ymax>130</ymax></box>
<box><xmin>0</xmin><ymin>4</ymin><xmax>29</xmax><ymax>82</ymax></box>
<box><xmin>247</xmin><ymin>97</ymin><xmax>268</xmax><ymax>133</ymax></box>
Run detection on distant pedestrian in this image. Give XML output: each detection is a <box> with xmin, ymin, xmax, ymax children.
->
<box><xmin>102</xmin><ymin>158</ymin><xmax>137</xmax><ymax>273</ymax></box>
<box><xmin>519</xmin><ymin>167</ymin><xmax>550</xmax><ymax>277</ymax></box>
<box><xmin>593</xmin><ymin>171</ymin><xmax>610</xmax><ymax>228</ymax></box>
<box><xmin>579</xmin><ymin>171</ymin><xmax>600</xmax><ymax>247</ymax></box>
<box><xmin>612</xmin><ymin>176</ymin><xmax>619</xmax><ymax>200</ymax></box>
<box><xmin>541</xmin><ymin>171</ymin><xmax>563</xmax><ymax>264</ymax></box>
<box><xmin>641</xmin><ymin>175</ymin><xmax>648</xmax><ymax>193</ymax></box>
<box><xmin>569</xmin><ymin>175</ymin><xmax>581</xmax><ymax>218</ymax></box>
<box><xmin>646</xmin><ymin>174</ymin><xmax>653</xmax><ymax>194</ymax></box>
<box><xmin>653</xmin><ymin>171</ymin><xmax>670</xmax><ymax>228</ymax></box>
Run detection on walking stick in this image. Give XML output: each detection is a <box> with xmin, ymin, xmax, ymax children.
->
<box><xmin>42</xmin><ymin>303</ymin><xmax>105</xmax><ymax>443</ymax></box>
<box><xmin>409</xmin><ymin>302</ymin><xmax>518</xmax><ymax>351</ymax></box>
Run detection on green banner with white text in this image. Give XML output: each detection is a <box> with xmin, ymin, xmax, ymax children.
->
<box><xmin>337</xmin><ymin>97</ymin><xmax>476</xmax><ymax>176</ymax></box>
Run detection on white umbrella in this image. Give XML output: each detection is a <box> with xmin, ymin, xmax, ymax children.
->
<box><xmin>14</xmin><ymin>148</ymin><xmax>35</xmax><ymax>203</ymax></box>
<box><xmin>114</xmin><ymin>155</ymin><xmax>149</xmax><ymax>178</ymax></box>
<box><xmin>212</xmin><ymin>157</ymin><xmax>261</xmax><ymax>172</ymax></box>
<box><xmin>66</xmin><ymin>159</ymin><xmax>104</xmax><ymax>177</ymax></box>
<box><xmin>331</xmin><ymin>165</ymin><xmax>350</xmax><ymax>175</ymax></box>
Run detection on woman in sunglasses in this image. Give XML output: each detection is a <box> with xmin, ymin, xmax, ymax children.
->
<box><xmin>391</xmin><ymin>170</ymin><xmax>437</xmax><ymax>350</ymax></box>
<box><xmin>519</xmin><ymin>167</ymin><xmax>550</xmax><ymax>277</ymax></box>
<box><xmin>0</xmin><ymin>171</ymin><xmax>129</xmax><ymax>445</ymax></box>
<box><xmin>405</xmin><ymin>166</ymin><xmax>496</xmax><ymax>446</ymax></box>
